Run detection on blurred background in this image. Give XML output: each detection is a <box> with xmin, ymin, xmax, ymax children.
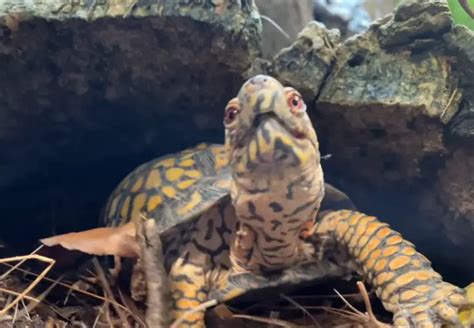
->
<box><xmin>257</xmin><ymin>0</ymin><xmax>399</xmax><ymax>58</ymax></box>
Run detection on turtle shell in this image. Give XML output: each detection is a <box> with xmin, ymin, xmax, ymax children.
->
<box><xmin>103</xmin><ymin>142</ymin><xmax>356</xmax><ymax>233</ymax></box>
<box><xmin>102</xmin><ymin>143</ymin><xmax>231</xmax><ymax>233</ymax></box>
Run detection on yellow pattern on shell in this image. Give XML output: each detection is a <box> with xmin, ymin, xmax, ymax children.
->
<box><xmin>180</xmin><ymin>159</ymin><xmax>195</xmax><ymax>167</ymax></box>
<box><xmin>162</xmin><ymin>186</ymin><xmax>177</xmax><ymax>198</ymax></box>
<box><xmin>108</xmin><ymin>196</ymin><xmax>120</xmax><ymax>219</ymax></box>
<box><xmin>131</xmin><ymin>193</ymin><xmax>147</xmax><ymax>220</ymax></box>
<box><xmin>184</xmin><ymin>170</ymin><xmax>202</xmax><ymax>179</ymax></box>
<box><xmin>166</xmin><ymin>168</ymin><xmax>184</xmax><ymax>181</ymax></box>
<box><xmin>177</xmin><ymin>179</ymin><xmax>196</xmax><ymax>190</ymax></box>
<box><xmin>131</xmin><ymin>177</ymin><xmax>144</xmax><ymax>192</ymax></box>
<box><xmin>177</xmin><ymin>191</ymin><xmax>202</xmax><ymax>216</ymax></box>
<box><xmin>120</xmin><ymin>196</ymin><xmax>131</xmax><ymax>219</ymax></box>
<box><xmin>147</xmin><ymin>195</ymin><xmax>162</xmax><ymax>212</ymax></box>
<box><xmin>159</xmin><ymin>157</ymin><xmax>175</xmax><ymax>168</ymax></box>
<box><xmin>145</xmin><ymin>169</ymin><xmax>161</xmax><ymax>189</ymax></box>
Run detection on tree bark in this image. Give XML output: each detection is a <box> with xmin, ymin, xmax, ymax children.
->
<box><xmin>265</xmin><ymin>0</ymin><xmax>474</xmax><ymax>280</ymax></box>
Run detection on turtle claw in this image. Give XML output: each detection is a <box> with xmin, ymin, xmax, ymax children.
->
<box><xmin>392</xmin><ymin>282</ymin><xmax>466</xmax><ymax>328</ymax></box>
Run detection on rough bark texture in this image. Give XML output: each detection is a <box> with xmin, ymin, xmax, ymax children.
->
<box><xmin>264</xmin><ymin>0</ymin><xmax>474</xmax><ymax>281</ymax></box>
<box><xmin>269</xmin><ymin>21</ymin><xmax>340</xmax><ymax>100</ymax></box>
<box><xmin>0</xmin><ymin>0</ymin><xmax>261</xmax><ymax>249</ymax></box>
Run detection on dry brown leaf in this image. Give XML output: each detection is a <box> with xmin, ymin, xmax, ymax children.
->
<box><xmin>40</xmin><ymin>222</ymin><xmax>139</xmax><ymax>258</ymax></box>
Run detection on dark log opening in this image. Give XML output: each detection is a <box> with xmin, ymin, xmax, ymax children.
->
<box><xmin>0</xmin><ymin>10</ymin><xmax>259</xmax><ymax>251</ymax></box>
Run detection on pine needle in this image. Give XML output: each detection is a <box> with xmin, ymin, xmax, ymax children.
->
<box><xmin>260</xmin><ymin>15</ymin><xmax>291</xmax><ymax>40</ymax></box>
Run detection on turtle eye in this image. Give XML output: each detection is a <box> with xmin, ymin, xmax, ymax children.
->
<box><xmin>288</xmin><ymin>94</ymin><xmax>305</xmax><ymax>115</ymax></box>
<box><xmin>224</xmin><ymin>105</ymin><xmax>240</xmax><ymax>125</ymax></box>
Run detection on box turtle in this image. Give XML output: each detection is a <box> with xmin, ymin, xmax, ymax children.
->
<box><xmin>101</xmin><ymin>75</ymin><xmax>466</xmax><ymax>327</ymax></box>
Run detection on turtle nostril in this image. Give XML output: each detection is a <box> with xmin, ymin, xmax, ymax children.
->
<box><xmin>249</xmin><ymin>75</ymin><xmax>270</xmax><ymax>86</ymax></box>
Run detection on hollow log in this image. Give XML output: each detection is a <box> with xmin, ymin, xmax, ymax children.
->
<box><xmin>0</xmin><ymin>0</ymin><xmax>261</xmax><ymax>249</ymax></box>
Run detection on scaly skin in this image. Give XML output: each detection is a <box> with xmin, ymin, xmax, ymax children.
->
<box><xmin>315</xmin><ymin>210</ymin><xmax>466</xmax><ymax>327</ymax></box>
<box><xmin>103</xmin><ymin>75</ymin><xmax>466</xmax><ymax>327</ymax></box>
<box><xmin>224</xmin><ymin>76</ymin><xmax>324</xmax><ymax>273</ymax></box>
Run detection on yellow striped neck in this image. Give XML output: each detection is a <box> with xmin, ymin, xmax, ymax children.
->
<box><xmin>229</xmin><ymin>161</ymin><xmax>324</xmax><ymax>273</ymax></box>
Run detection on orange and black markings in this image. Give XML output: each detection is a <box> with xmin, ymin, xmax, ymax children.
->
<box><xmin>161</xmin><ymin>202</ymin><xmax>239</xmax><ymax>327</ymax></box>
<box><xmin>103</xmin><ymin>143</ymin><xmax>230</xmax><ymax>230</ymax></box>
<box><xmin>102</xmin><ymin>75</ymin><xmax>466</xmax><ymax>327</ymax></box>
<box><xmin>316</xmin><ymin>210</ymin><xmax>466</xmax><ymax>327</ymax></box>
<box><xmin>226</xmin><ymin>75</ymin><xmax>325</xmax><ymax>273</ymax></box>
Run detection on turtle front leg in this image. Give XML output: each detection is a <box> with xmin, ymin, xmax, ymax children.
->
<box><xmin>315</xmin><ymin>210</ymin><xmax>466</xmax><ymax>327</ymax></box>
<box><xmin>168</xmin><ymin>258</ymin><xmax>210</xmax><ymax>327</ymax></box>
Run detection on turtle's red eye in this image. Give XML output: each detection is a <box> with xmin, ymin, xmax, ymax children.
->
<box><xmin>288</xmin><ymin>93</ymin><xmax>306</xmax><ymax>115</ymax></box>
<box><xmin>224</xmin><ymin>105</ymin><xmax>240</xmax><ymax>125</ymax></box>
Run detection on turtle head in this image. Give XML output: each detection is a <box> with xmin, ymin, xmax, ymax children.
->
<box><xmin>224</xmin><ymin>75</ymin><xmax>320</xmax><ymax>175</ymax></box>
<box><xmin>224</xmin><ymin>75</ymin><xmax>324</xmax><ymax>272</ymax></box>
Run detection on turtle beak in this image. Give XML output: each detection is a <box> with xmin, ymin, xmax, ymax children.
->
<box><xmin>252</xmin><ymin>112</ymin><xmax>278</xmax><ymax>129</ymax></box>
